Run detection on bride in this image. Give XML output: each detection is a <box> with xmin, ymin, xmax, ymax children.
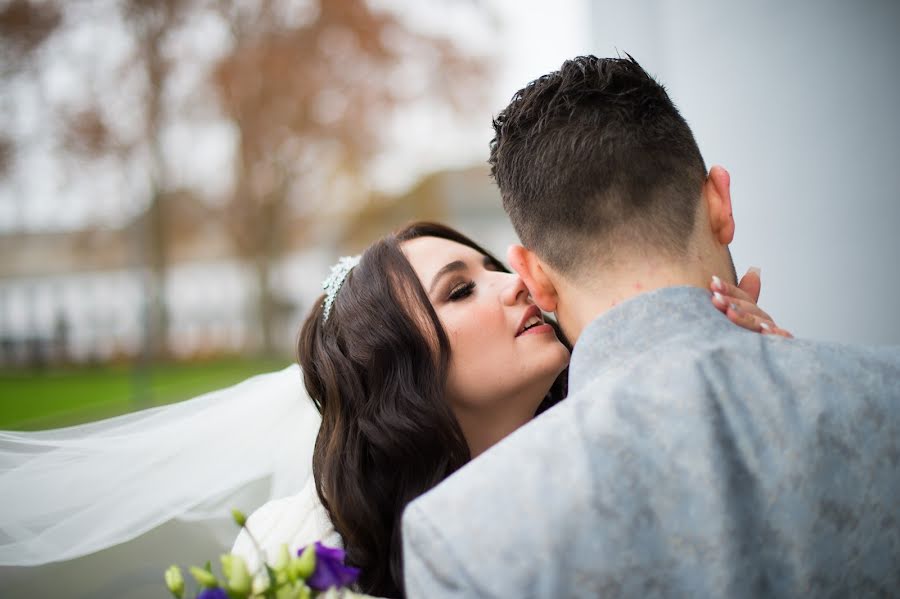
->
<box><xmin>232</xmin><ymin>222</ymin><xmax>788</xmax><ymax>597</ymax></box>
<box><xmin>0</xmin><ymin>221</ymin><xmax>785</xmax><ymax>598</ymax></box>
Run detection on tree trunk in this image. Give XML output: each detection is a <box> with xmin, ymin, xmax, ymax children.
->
<box><xmin>253</xmin><ymin>254</ymin><xmax>275</xmax><ymax>357</ymax></box>
<box><xmin>145</xmin><ymin>186</ymin><xmax>168</xmax><ymax>360</ymax></box>
<box><xmin>142</xmin><ymin>23</ymin><xmax>170</xmax><ymax>362</ymax></box>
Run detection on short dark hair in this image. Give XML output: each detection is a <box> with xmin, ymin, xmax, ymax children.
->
<box><xmin>489</xmin><ymin>55</ymin><xmax>707</xmax><ymax>275</ymax></box>
<box><xmin>298</xmin><ymin>222</ymin><xmax>566</xmax><ymax>598</ymax></box>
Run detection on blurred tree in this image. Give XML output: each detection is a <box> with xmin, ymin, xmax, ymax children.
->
<box><xmin>1</xmin><ymin>0</ymin><xmax>492</xmax><ymax>358</ymax></box>
<box><xmin>1</xmin><ymin>0</ymin><xmax>191</xmax><ymax>361</ymax></box>
<box><xmin>0</xmin><ymin>0</ymin><xmax>61</xmax><ymax>73</ymax></box>
<box><xmin>0</xmin><ymin>0</ymin><xmax>61</xmax><ymax>178</ymax></box>
<box><xmin>115</xmin><ymin>0</ymin><xmax>193</xmax><ymax>361</ymax></box>
<box><xmin>210</xmin><ymin>0</ymin><xmax>490</xmax><ymax>355</ymax></box>
<box><xmin>0</xmin><ymin>0</ymin><xmax>63</xmax><ymax>368</ymax></box>
<box><xmin>0</xmin><ymin>134</ymin><xmax>13</xmax><ymax>179</ymax></box>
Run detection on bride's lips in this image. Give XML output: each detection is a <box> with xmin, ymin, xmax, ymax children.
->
<box><xmin>515</xmin><ymin>305</ymin><xmax>553</xmax><ymax>337</ymax></box>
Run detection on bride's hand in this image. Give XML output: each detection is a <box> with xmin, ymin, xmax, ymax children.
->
<box><xmin>710</xmin><ymin>268</ymin><xmax>793</xmax><ymax>338</ymax></box>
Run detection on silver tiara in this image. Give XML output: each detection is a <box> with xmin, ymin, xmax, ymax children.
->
<box><xmin>322</xmin><ymin>255</ymin><xmax>361</xmax><ymax>322</ymax></box>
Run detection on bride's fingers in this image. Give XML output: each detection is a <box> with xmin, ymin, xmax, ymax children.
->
<box><xmin>711</xmin><ymin>292</ymin><xmax>774</xmax><ymax>322</ymax></box>
<box><xmin>736</xmin><ymin>267</ymin><xmax>762</xmax><ymax>303</ymax></box>
<box><xmin>726</xmin><ymin>301</ymin><xmax>794</xmax><ymax>338</ymax></box>
<box><xmin>761</xmin><ymin>322</ymin><xmax>794</xmax><ymax>338</ymax></box>
<box><xmin>709</xmin><ymin>271</ymin><xmax>794</xmax><ymax>337</ymax></box>
<box><xmin>711</xmin><ymin>274</ymin><xmax>757</xmax><ymax>306</ymax></box>
<box><xmin>724</xmin><ymin>301</ymin><xmax>766</xmax><ymax>332</ymax></box>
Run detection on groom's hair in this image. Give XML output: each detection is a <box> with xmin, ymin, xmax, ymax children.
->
<box><xmin>489</xmin><ymin>55</ymin><xmax>707</xmax><ymax>275</ymax></box>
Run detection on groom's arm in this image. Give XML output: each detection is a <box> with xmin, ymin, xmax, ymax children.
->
<box><xmin>402</xmin><ymin>501</ymin><xmax>482</xmax><ymax>598</ymax></box>
<box><xmin>400</xmin><ymin>400</ymin><xmax>597</xmax><ymax>598</ymax></box>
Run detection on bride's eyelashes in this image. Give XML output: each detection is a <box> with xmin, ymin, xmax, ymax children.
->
<box><xmin>448</xmin><ymin>281</ymin><xmax>476</xmax><ymax>301</ymax></box>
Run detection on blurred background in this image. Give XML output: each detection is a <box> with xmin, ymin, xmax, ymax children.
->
<box><xmin>1</xmin><ymin>0</ymin><xmax>899</xmax><ymax>431</ymax></box>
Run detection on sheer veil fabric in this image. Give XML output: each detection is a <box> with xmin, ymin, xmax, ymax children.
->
<box><xmin>0</xmin><ymin>364</ymin><xmax>324</xmax><ymax>597</ymax></box>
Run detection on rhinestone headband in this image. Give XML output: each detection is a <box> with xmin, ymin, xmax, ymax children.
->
<box><xmin>322</xmin><ymin>255</ymin><xmax>361</xmax><ymax>322</ymax></box>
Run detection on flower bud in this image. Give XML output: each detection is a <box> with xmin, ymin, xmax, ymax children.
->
<box><xmin>164</xmin><ymin>565</ymin><xmax>184</xmax><ymax>598</ymax></box>
<box><xmin>190</xmin><ymin>565</ymin><xmax>219</xmax><ymax>588</ymax></box>
<box><xmin>226</xmin><ymin>554</ymin><xmax>252</xmax><ymax>595</ymax></box>
<box><xmin>231</xmin><ymin>508</ymin><xmax>247</xmax><ymax>528</ymax></box>
<box><xmin>292</xmin><ymin>545</ymin><xmax>316</xmax><ymax>581</ymax></box>
<box><xmin>220</xmin><ymin>554</ymin><xmax>233</xmax><ymax>579</ymax></box>
<box><xmin>251</xmin><ymin>572</ymin><xmax>271</xmax><ymax>595</ymax></box>
<box><xmin>274</xmin><ymin>543</ymin><xmax>291</xmax><ymax>570</ymax></box>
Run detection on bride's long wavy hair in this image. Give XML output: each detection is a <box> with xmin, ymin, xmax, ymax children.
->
<box><xmin>297</xmin><ymin>222</ymin><xmax>567</xmax><ymax>598</ymax></box>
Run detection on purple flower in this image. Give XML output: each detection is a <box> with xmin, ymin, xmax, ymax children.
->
<box><xmin>299</xmin><ymin>541</ymin><xmax>361</xmax><ymax>590</ymax></box>
<box><xmin>196</xmin><ymin>588</ymin><xmax>228</xmax><ymax>599</ymax></box>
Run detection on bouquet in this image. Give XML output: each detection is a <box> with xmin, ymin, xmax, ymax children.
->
<box><xmin>164</xmin><ymin>509</ymin><xmax>374</xmax><ymax>599</ymax></box>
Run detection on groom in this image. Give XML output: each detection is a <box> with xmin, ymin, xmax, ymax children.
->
<box><xmin>402</xmin><ymin>56</ymin><xmax>900</xmax><ymax>597</ymax></box>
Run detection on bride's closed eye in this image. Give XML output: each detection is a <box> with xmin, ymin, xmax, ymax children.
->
<box><xmin>448</xmin><ymin>281</ymin><xmax>476</xmax><ymax>301</ymax></box>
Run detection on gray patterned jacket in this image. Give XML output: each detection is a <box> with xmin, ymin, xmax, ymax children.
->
<box><xmin>402</xmin><ymin>286</ymin><xmax>900</xmax><ymax>598</ymax></box>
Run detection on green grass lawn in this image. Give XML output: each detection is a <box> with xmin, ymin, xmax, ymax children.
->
<box><xmin>0</xmin><ymin>357</ymin><xmax>290</xmax><ymax>430</ymax></box>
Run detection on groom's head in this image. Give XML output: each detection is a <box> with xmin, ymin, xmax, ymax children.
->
<box><xmin>491</xmin><ymin>55</ymin><xmax>738</xmax><ymax>337</ymax></box>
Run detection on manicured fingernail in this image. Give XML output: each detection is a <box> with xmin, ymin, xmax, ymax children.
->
<box><xmin>759</xmin><ymin>321</ymin><xmax>772</xmax><ymax>331</ymax></box>
<box><xmin>747</xmin><ymin>266</ymin><xmax>761</xmax><ymax>277</ymax></box>
<box><xmin>713</xmin><ymin>291</ymin><xmax>725</xmax><ymax>304</ymax></box>
<box><xmin>711</xmin><ymin>275</ymin><xmax>723</xmax><ymax>291</ymax></box>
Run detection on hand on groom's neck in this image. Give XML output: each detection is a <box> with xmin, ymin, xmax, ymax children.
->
<box><xmin>549</xmin><ymin>251</ymin><xmax>735</xmax><ymax>343</ymax></box>
<box><xmin>508</xmin><ymin>166</ymin><xmax>739</xmax><ymax>345</ymax></box>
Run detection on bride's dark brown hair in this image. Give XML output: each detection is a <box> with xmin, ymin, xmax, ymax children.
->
<box><xmin>297</xmin><ymin>222</ymin><xmax>567</xmax><ymax>598</ymax></box>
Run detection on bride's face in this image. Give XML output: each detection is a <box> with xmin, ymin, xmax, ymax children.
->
<box><xmin>402</xmin><ymin>236</ymin><xmax>570</xmax><ymax>442</ymax></box>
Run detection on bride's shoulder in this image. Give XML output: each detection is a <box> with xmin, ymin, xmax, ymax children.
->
<box><xmin>231</xmin><ymin>478</ymin><xmax>341</xmax><ymax>570</ymax></box>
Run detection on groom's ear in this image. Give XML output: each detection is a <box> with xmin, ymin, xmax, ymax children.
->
<box><xmin>507</xmin><ymin>244</ymin><xmax>559</xmax><ymax>312</ymax></box>
<box><xmin>704</xmin><ymin>165</ymin><xmax>736</xmax><ymax>245</ymax></box>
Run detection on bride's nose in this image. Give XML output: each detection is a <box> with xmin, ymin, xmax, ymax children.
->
<box><xmin>500</xmin><ymin>274</ymin><xmax>529</xmax><ymax>306</ymax></box>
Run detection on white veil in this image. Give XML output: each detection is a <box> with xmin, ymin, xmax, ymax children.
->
<box><xmin>0</xmin><ymin>364</ymin><xmax>320</xmax><ymax>598</ymax></box>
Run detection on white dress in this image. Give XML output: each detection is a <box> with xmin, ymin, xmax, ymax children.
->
<box><xmin>231</xmin><ymin>475</ymin><xmax>341</xmax><ymax>572</ymax></box>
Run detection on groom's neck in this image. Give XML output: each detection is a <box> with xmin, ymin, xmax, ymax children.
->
<box><xmin>558</xmin><ymin>254</ymin><xmax>721</xmax><ymax>343</ymax></box>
